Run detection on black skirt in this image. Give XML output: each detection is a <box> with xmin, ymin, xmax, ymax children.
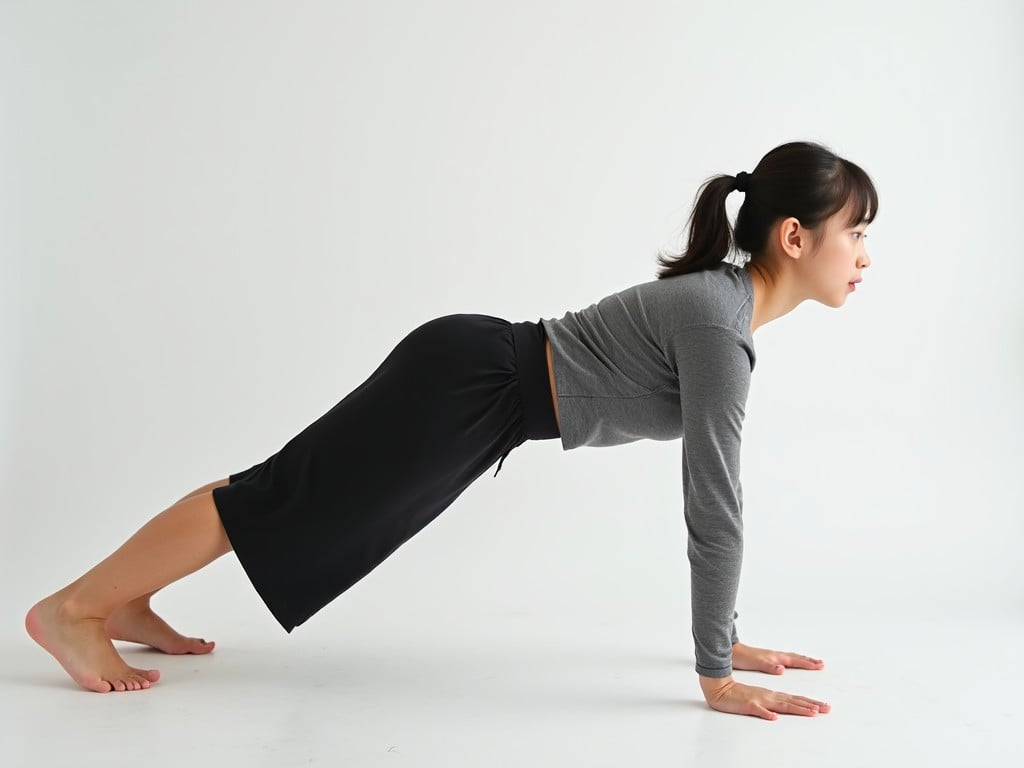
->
<box><xmin>211</xmin><ymin>313</ymin><xmax>560</xmax><ymax>631</ymax></box>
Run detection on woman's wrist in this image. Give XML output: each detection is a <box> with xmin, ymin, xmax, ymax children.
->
<box><xmin>699</xmin><ymin>673</ymin><xmax>734</xmax><ymax>691</ymax></box>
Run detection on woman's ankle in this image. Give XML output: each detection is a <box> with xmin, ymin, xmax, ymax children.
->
<box><xmin>56</xmin><ymin>593</ymin><xmax>116</xmax><ymax>622</ymax></box>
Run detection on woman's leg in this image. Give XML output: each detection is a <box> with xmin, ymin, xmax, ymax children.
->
<box><xmin>172</xmin><ymin>477</ymin><xmax>232</xmax><ymax>505</ymax></box>
<box><xmin>105</xmin><ymin>478</ymin><xmax>231</xmax><ymax>654</ymax></box>
<box><xmin>25</xmin><ymin>484</ymin><xmax>234</xmax><ymax>693</ymax></box>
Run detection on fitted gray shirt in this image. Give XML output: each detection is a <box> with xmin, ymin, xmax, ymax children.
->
<box><xmin>539</xmin><ymin>261</ymin><xmax>756</xmax><ymax>678</ymax></box>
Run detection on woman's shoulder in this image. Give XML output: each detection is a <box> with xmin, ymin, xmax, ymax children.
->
<box><xmin>617</xmin><ymin>262</ymin><xmax>752</xmax><ymax>338</ymax></box>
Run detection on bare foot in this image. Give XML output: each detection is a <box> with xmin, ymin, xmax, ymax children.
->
<box><xmin>25</xmin><ymin>595</ymin><xmax>161</xmax><ymax>693</ymax></box>
<box><xmin>106</xmin><ymin>603</ymin><xmax>215</xmax><ymax>655</ymax></box>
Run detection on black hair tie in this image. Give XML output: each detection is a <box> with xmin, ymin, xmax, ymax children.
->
<box><xmin>734</xmin><ymin>171</ymin><xmax>751</xmax><ymax>193</ymax></box>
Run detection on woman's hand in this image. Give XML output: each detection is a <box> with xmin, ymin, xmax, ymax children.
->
<box><xmin>699</xmin><ymin>675</ymin><xmax>831</xmax><ymax>720</ymax></box>
<box><xmin>731</xmin><ymin>641</ymin><xmax>825</xmax><ymax>675</ymax></box>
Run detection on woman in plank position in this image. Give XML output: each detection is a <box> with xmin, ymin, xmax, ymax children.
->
<box><xmin>26</xmin><ymin>139</ymin><xmax>876</xmax><ymax>721</ymax></box>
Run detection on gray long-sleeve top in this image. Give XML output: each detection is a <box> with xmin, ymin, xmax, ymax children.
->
<box><xmin>539</xmin><ymin>261</ymin><xmax>756</xmax><ymax>677</ymax></box>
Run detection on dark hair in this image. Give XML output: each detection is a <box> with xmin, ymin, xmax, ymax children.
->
<box><xmin>655</xmin><ymin>140</ymin><xmax>879</xmax><ymax>279</ymax></box>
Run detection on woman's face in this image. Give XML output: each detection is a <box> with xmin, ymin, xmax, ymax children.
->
<box><xmin>802</xmin><ymin>200</ymin><xmax>872</xmax><ymax>308</ymax></box>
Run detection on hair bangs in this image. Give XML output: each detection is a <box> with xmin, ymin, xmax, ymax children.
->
<box><xmin>839</xmin><ymin>161</ymin><xmax>879</xmax><ymax>228</ymax></box>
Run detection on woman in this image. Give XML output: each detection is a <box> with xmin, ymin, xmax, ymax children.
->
<box><xmin>26</xmin><ymin>139</ymin><xmax>877</xmax><ymax>721</ymax></box>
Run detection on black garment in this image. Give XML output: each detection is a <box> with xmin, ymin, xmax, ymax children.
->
<box><xmin>211</xmin><ymin>314</ymin><xmax>560</xmax><ymax>631</ymax></box>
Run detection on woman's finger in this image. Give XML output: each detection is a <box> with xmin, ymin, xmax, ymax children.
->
<box><xmin>776</xmin><ymin>699</ymin><xmax>819</xmax><ymax>716</ymax></box>
<box><xmin>791</xmin><ymin>694</ymin><xmax>830</xmax><ymax>709</ymax></box>
<box><xmin>783</xmin><ymin>653</ymin><xmax>824</xmax><ymax>668</ymax></box>
<box><xmin>790</xmin><ymin>696</ymin><xmax>831</xmax><ymax>716</ymax></box>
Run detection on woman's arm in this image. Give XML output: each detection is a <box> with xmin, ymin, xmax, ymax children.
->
<box><xmin>675</xmin><ymin>325</ymin><xmax>830</xmax><ymax>719</ymax></box>
<box><xmin>673</xmin><ymin>324</ymin><xmax>752</xmax><ymax>678</ymax></box>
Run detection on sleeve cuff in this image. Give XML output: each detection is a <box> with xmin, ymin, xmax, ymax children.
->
<box><xmin>695</xmin><ymin>663</ymin><xmax>733</xmax><ymax>678</ymax></box>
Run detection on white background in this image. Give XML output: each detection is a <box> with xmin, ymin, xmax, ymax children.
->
<box><xmin>2</xmin><ymin>1</ymin><xmax>1022</xmax><ymax>766</ymax></box>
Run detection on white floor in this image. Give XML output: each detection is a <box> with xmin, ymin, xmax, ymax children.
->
<box><xmin>3</xmin><ymin>598</ymin><xmax>1020</xmax><ymax>768</ymax></box>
